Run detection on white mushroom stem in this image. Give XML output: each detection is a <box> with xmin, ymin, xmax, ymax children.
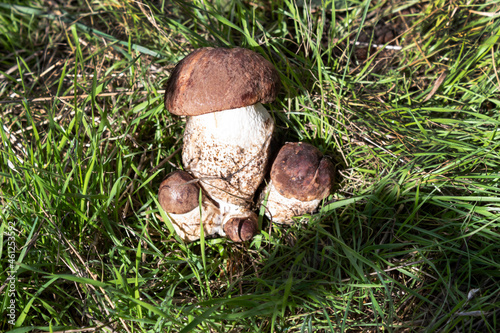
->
<box><xmin>210</xmin><ymin>196</ymin><xmax>254</xmax><ymax>228</ymax></box>
<box><xmin>182</xmin><ymin>102</ymin><xmax>274</xmax><ymax>208</ymax></box>
<box><xmin>166</xmin><ymin>202</ymin><xmax>222</xmax><ymax>242</ymax></box>
<box><xmin>262</xmin><ymin>181</ymin><xmax>322</xmax><ymax>224</ymax></box>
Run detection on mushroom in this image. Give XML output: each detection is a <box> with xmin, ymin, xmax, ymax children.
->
<box><xmin>158</xmin><ymin>170</ymin><xmax>258</xmax><ymax>242</ymax></box>
<box><xmin>223</xmin><ymin>213</ymin><xmax>259</xmax><ymax>242</ymax></box>
<box><xmin>164</xmin><ymin>47</ymin><xmax>281</xmax><ymax>225</ymax></box>
<box><xmin>158</xmin><ymin>170</ymin><xmax>222</xmax><ymax>242</ymax></box>
<box><xmin>262</xmin><ymin>142</ymin><xmax>334</xmax><ymax>224</ymax></box>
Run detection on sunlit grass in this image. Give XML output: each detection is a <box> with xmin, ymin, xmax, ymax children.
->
<box><xmin>1</xmin><ymin>0</ymin><xmax>499</xmax><ymax>332</ymax></box>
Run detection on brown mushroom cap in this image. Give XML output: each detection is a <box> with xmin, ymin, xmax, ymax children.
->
<box><xmin>270</xmin><ymin>142</ymin><xmax>333</xmax><ymax>202</ymax></box>
<box><xmin>164</xmin><ymin>47</ymin><xmax>281</xmax><ymax>116</ymax></box>
<box><xmin>158</xmin><ymin>171</ymin><xmax>201</xmax><ymax>214</ymax></box>
<box><xmin>223</xmin><ymin>213</ymin><xmax>258</xmax><ymax>242</ymax></box>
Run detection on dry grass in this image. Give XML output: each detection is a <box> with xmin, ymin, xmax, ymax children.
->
<box><xmin>1</xmin><ymin>0</ymin><xmax>499</xmax><ymax>332</ymax></box>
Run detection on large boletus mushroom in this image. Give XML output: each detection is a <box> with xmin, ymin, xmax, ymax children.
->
<box><xmin>158</xmin><ymin>170</ymin><xmax>222</xmax><ymax>242</ymax></box>
<box><xmin>164</xmin><ymin>47</ymin><xmax>281</xmax><ymax>225</ymax></box>
<box><xmin>262</xmin><ymin>142</ymin><xmax>334</xmax><ymax>224</ymax></box>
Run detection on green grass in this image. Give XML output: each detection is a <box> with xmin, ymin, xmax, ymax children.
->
<box><xmin>1</xmin><ymin>0</ymin><xmax>499</xmax><ymax>332</ymax></box>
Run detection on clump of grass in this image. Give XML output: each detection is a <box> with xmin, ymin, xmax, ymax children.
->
<box><xmin>1</xmin><ymin>0</ymin><xmax>499</xmax><ymax>332</ymax></box>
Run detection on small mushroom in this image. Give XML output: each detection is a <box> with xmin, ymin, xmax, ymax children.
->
<box><xmin>158</xmin><ymin>170</ymin><xmax>222</xmax><ymax>242</ymax></box>
<box><xmin>164</xmin><ymin>47</ymin><xmax>281</xmax><ymax>216</ymax></box>
<box><xmin>223</xmin><ymin>212</ymin><xmax>259</xmax><ymax>242</ymax></box>
<box><xmin>262</xmin><ymin>142</ymin><xmax>334</xmax><ymax>224</ymax></box>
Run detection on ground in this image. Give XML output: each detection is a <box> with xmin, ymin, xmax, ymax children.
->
<box><xmin>0</xmin><ymin>0</ymin><xmax>499</xmax><ymax>332</ymax></box>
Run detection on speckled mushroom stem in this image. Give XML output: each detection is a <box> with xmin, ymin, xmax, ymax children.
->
<box><xmin>182</xmin><ymin>103</ymin><xmax>274</xmax><ymax>209</ymax></box>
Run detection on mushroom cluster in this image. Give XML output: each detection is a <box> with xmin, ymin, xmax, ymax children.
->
<box><xmin>158</xmin><ymin>47</ymin><xmax>334</xmax><ymax>242</ymax></box>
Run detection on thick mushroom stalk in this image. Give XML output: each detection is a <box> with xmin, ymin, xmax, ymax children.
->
<box><xmin>164</xmin><ymin>47</ymin><xmax>281</xmax><ymax>230</ymax></box>
<box><xmin>158</xmin><ymin>171</ymin><xmax>222</xmax><ymax>242</ymax></box>
<box><xmin>262</xmin><ymin>142</ymin><xmax>334</xmax><ymax>224</ymax></box>
<box><xmin>182</xmin><ymin>103</ymin><xmax>273</xmax><ymax>208</ymax></box>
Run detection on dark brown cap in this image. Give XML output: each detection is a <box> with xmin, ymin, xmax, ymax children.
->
<box><xmin>158</xmin><ymin>171</ymin><xmax>201</xmax><ymax>214</ymax></box>
<box><xmin>164</xmin><ymin>47</ymin><xmax>281</xmax><ymax>116</ymax></box>
<box><xmin>223</xmin><ymin>213</ymin><xmax>258</xmax><ymax>242</ymax></box>
<box><xmin>270</xmin><ymin>142</ymin><xmax>333</xmax><ymax>202</ymax></box>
